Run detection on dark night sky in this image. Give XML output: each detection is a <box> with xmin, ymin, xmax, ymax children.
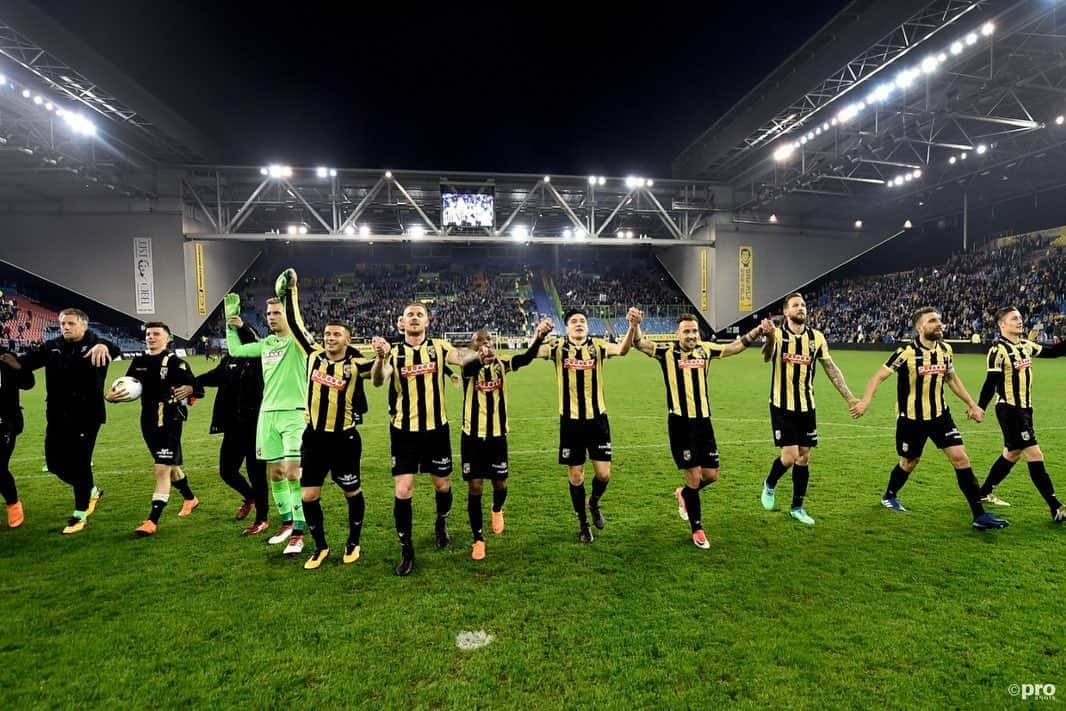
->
<box><xmin>33</xmin><ymin>0</ymin><xmax>849</xmax><ymax>175</ymax></box>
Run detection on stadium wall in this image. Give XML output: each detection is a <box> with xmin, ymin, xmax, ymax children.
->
<box><xmin>709</xmin><ymin>218</ymin><xmax>897</xmax><ymax>328</ymax></box>
<box><xmin>0</xmin><ymin>193</ymin><xmax>260</xmax><ymax>338</ymax></box>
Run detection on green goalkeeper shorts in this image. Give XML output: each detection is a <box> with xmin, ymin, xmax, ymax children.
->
<box><xmin>256</xmin><ymin>410</ymin><xmax>306</xmax><ymax>463</ymax></box>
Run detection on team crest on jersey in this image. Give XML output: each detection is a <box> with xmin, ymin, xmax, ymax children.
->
<box><xmin>160</xmin><ymin>366</ymin><xmax>168</xmax><ymax>379</ymax></box>
<box><xmin>782</xmin><ymin>353</ymin><xmax>813</xmax><ymax>365</ymax></box>
<box><xmin>1013</xmin><ymin>358</ymin><xmax>1032</xmax><ymax>371</ymax></box>
<box><xmin>477</xmin><ymin>379</ymin><xmax>502</xmax><ymax>392</ymax></box>
<box><xmin>678</xmin><ymin>359</ymin><xmax>706</xmax><ymax>369</ymax></box>
<box><xmin>917</xmin><ymin>363</ymin><xmax>948</xmax><ymax>376</ymax></box>
<box><xmin>400</xmin><ymin>362</ymin><xmax>437</xmax><ymax>378</ymax></box>
<box><xmin>343</xmin><ymin>364</ymin><xmax>352</xmax><ymax>378</ymax></box>
<box><xmin>563</xmin><ymin>358</ymin><xmax>596</xmax><ymax>370</ymax></box>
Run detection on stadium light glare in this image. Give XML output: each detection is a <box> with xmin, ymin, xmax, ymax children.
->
<box><xmin>512</xmin><ymin>226</ymin><xmax>529</xmax><ymax>240</ymax></box>
<box><xmin>343</xmin><ymin>225</ymin><xmax>355</xmax><ymax>236</ymax></box>
<box><xmin>625</xmin><ymin>230</ymin><xmax>634</xmax><ymax>239</ymax></box>
<box><xmin>646</xmin><ymin>179</ymin><xmax>654</xmax><ymax>187</ymax></box>
<box><xmin>869</xmin><ymin>83</ymin><xmax>893</xmax><ymax>103</ymax></box>
<box><xmin>937</xmin><ymin>52</ymin><xmax>947</xmax><ymax>63</ymax></box>
<box><xmin>543</xmin><ymin>176</ymin><xmax>551</xmax><ymax>183</ymax></box>
<box><xmin>574</xmin><ymin>228</ymin><xmax>587</xmax><ymax>240</ymax></box>
<box><xmin>921</xmin><ymin>56</ymin><xmax>937</xmax><ymax>74</ymax></box>
<box><xmin>854</xmin><ymin>220</ymin><xmax>863</xmax><ymax>229</ymax></box>
<box><xmin>385</xmin><ymin>170</ymin><xmax>393</xmax><ymax>179</ymax></box>
<box><xmin>950</xmin><ymin>41</ymin><xmax>963</xmax><ymax>55</ymax></box>
<box><xmin>822</xmin><ymin>122</ymin><xmax>829</xmax><ymax>131</ymax></box>
<box><xmin>976</xmin><ymin>143</ymin><xmax>987</xmax><ymax>155</ymax></box>
<box><xmin>0</xmin><ymin>74</ymin><xmax>5</xmax><ymax>84</ymax></box>
<box><xmin>298</xmin><ymin>225</ymin><xmax>308</xmax><ymax>235</ymax></box>
<box><xmin>904</xmin><ymin>173</ymin><xmax>913</xmax><ymax>182</ymax></box>
<box><xmin>949</xmin><ymin>156</ymin><xmax>957</xmax><ymax>164</ymax></box>
<box><xmin>20</xmin><ymin>88</ymin><xmax>30</xmax><ymax>98</ymax></box>
<box><xmin>359</xmin><ymin>225</ymin><xmax>371</xmax><ymax>237</ymax></box>
<box><xmin>33</xmin><ymin>95</ymin><xmax>43</xmax><ymax>105</ymax></box>
<box><xmin>960</xmin><ymin>152</ymin><xmax>968</xmax><ymax>160</ymax></box>
<box><xmin>965</xmin><ymin>32</ymin><xmax>978</xmax><ymax>46</ymax></box>
<box><xmin>45</xmin><ymin>101</ymin><xmax>54</xmax><ymax>111</ymax></box>
<box><xmin>912</xmin><ymin>169</ymin><xmax>922</xmax><ymax>178</ymax></box>
<box><xmin>588</xmin><ymin>176</ymin><xmax>597</xmax><ymax>185</ymax></box>
<box><xmin>769</xmin><ymin>214</ymin><xmax>778</xmax><ymax>223</ymax></box>
<box><xmin>408</xmin><ymin>225</ymin><xmax>425</xmax><ymax>238</ymax></box>
<box><xmin>981</xmin><ymin>22</ymin><xmax>994</xmax><ymax>36</ymax></box>
<box><xmin>1056</xmin><ymin>115</ymin><xmax>1065</xmax><ymax>125</ymax></box>
<box><xmin>903</xmin><ymin>219</ymin><xmax>913</xmax><ymax>229</ymax></box>
<box><xmin>563</xmin><ymin>228</ymin><xmax>573</xmax><ymax>238</ymax></box>
<box><xmin>894</xmin><ymin>176</ymin><xmax>905</xmax><ymax>186</ymax></box>
<box><xmin>597</xmin><ymin>176</ymin><xmax>605</xmax><ymax>186</ymax></box>
<box><xmin>616</xmin><ymin>230</ymin><xmax>624</xmax><ymax>239</ymax></box>
<box><xmin>286</xmin><ymin>225</ymin><xmax>298</xmax><ymax>235</ymax></box>
<box><xmin>267</xmin><ymin>164</ymin><xmax>292</xmax><ymax>179</ymax></box>
<box><xmin>259</xmin><ymin>167</ymin><xmax>268</xmax><ymax>176</ymax></box>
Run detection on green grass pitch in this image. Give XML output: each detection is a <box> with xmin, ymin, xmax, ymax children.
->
<box><xmin>1</xmin><ymin>349</ymin><xmax>1063</xmax><ymax>708</ymax></box>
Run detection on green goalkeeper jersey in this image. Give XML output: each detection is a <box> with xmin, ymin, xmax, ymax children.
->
<box><xmin>226</xmin><ymin>327</ymin><xmax>307</xmax><ymax>412</ymax></box>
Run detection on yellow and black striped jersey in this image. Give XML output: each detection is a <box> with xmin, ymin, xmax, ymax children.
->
<box><xmin>884</xmin><ymin>339</ymin><xmax>954</xmax><ymax>420</ymax></box>
<box><xmin>284</xmin><ymin>284</ymin><xmax>371</xmax><ymax>431</ymax></box>
<box><xmin>767</xmin><ymin>326</ymin><xmax>829</xmax><ymax>412</ymax></box>
<box><xmin>986</xmin><ymin>337</ymin><xmax>1042</xmax><ymax>409</ymax></box>
<box><xmin>461</xmin><ymin>343</ymin><xmax>541</xmax><ymax>438</ymax></box>
<box><xmin>386</xmin><ymin>338</ymin><xmax>455</xmax><ymax>432</ymax></box>
<box><xmin>652</xmin><ymin>340</ymin><xmax>727</xmax><ymax>419</ymax></box>
<box><xmin>548</xmin><ymin>337</ymin><xmax>609</xmax><ymax>420</ymax></box>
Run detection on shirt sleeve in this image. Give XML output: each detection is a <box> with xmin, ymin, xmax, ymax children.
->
<box><xmin>815</xmin><ymin>331</ymin><xmax>831</xmax><ymax>360</ymax></box>
<box><xmin>702</xmin><ymin>341</ymin><xmax>727</xmax><ymax>359</ymax></box>
<box><xmin>226</xmin><ymin>327</ymin><xmax>264</xmax><ymax>358</ymax></box>
<box><xmin>884</xmin><ymin>346</ymin><xmax>907</xmax><ymax>371</ymax></box>
<box><xmin>986</xmin><ymin>346</ymin><xmax>1002</xmax><ymax>372</ymax></box>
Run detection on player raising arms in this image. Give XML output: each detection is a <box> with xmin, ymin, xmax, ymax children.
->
<box><xmin>460</xmin><ymin>318</ymin><xmax>552</xmax><ymax>560</ymax></box>
<box><xmin>535</xmin><ymin>307</ymin><xmax>640</xmax><ymax>543</ymax></box>
<box><xmin>759</xmin><ymin>293</ymin><xmax>857</xmax><ymax>525</ymax></box>
<box><xmin>635</xmin><ymin>313</ymin><xmax>773</xmax><ymax>548</ymax></box>
<box><xmin>371</xmin><ymin>303</ymin><xmax>479</xmax><ymax>576</ymax></box>
<box><xmin>281</xmin><ymin>270</ymin><xmax>374</xmax><ymax>569</ymax></box>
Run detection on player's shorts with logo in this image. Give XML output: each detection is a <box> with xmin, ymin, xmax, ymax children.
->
<box><xmin>668</xmin><ymin>414</ymin><xmax>719</xmax><ymax>469</ymax></box>
<box><xmin>895</xmin><ymin>413</ymin><xmax>963</xmax><ymax>457</ymax></box>
<box><xmin>995</xmin><ymin>404</ymin><xmax>1037</xmax><ymax>451</ymax></box>
<box><xmin>769</xmin><ymin>405</ymin><xmax>818</xmax><ymax>448</ymax></box>
<box><xmin>390</xmin><ymin>424</ymin><xmax>453</xmax><ymax>476</ymax></box>
<box><xmin>256</xmin><ymin>409</ymin><xmax>306</xmax><ymax>462</ymax></box>
<box><xmin>558</xmin><ymin>414</ymin><xmax>612</xmax><ymax>465</ymax></box>
<box><xmin>300</xmin><ymin>426</ymin><xmax>363</xmax><ymax>492</ymax></box>
<box><xmin>141</xmin><ymin>422</ymin><xmax>183</xmax><ymax>465</ymax></box>
<box><xmin>461</xmin><ymin>433</ymin><xmax>509</xmax><ymax>481</ymax></box>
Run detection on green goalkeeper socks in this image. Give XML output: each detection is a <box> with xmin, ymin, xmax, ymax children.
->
<box><xmin>288</xmin><ymin>478</ymin><xmax>305</xmax><ymax>531</ymax></box>
<box><xmin>270</xmin><ymin>479</ymin><xmax>292</xmax><ymax>523</ymax></box>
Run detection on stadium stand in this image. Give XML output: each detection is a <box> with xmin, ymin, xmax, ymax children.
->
<box><xmin>809</xmin><ymin>233</ymin><xmax>1066</xmax><ymax>343</ymax></box>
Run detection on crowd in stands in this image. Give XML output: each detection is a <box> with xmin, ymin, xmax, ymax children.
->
<box><xmin>0</xmin><ymin>292</ymin><xmax>59</xmax><ymax>351</ymax></box>
<box><xmin>232</xmin><ymin>266</ymin><xmax>536</xmax><ymax>340</ymax></box>
<box><xmin>555</xmin><ymin>266</ymin><xmax>685</xmax><ymax>316</ymax></box>
<box><xmin>809</xmin><ymin>234</ymin><xmax>1066</xmax><ymax>343</ymax></box>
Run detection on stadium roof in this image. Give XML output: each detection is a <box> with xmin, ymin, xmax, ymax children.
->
<box><xmin>0</xmin><ymin>0</ymin><xmax>216</xmax><ymax>199</ymax></box>
<box><xmin>674</xmin><ymin>0</ymin><xmax>1066</xmax><ymax>231</ymax></box>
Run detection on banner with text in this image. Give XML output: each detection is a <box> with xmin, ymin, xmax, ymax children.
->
<box><xmin>739</xmin><ymin>245</ymin><xmax>753</xmax><ymax>312</ymax></box>
<box><xmin>134</xmin><ymin>237</ymin><xmax>155</xmax><ymax>314</ymax></box>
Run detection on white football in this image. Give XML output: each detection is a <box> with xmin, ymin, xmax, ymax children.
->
<box><xmin>110</xmin><ymin>376</ymin><xmax>142</xmax><ymax>401</ymax></box>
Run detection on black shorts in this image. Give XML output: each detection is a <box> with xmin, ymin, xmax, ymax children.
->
<box><xmin>895</xmin><ymin>414</ymin><xmax>964</xmax><ymax>458</ymax></box>
<box><xmin>390</xmin><ymin>425</ymin><xmax>453</xmax><ymax>477</ymax></box>
<box><xmin>558</xmin><ymin>414</ymin><xmax>612</xmax><ymax>465</ymax></box>
<box><xmin>142</xmin><ymin>423</ymin><xmax>183</xmax><ymax>465</ymax></box>
<box><xmin>996</xmin><ymin>404</ymin><xmax>1037</xmax><ymax>451</ymax></box>
<box><xmin>300</xmin><ymin>426</ymin><xmax>363</xmax><ymax>492</ymax></box>
<box><xmin>461</xmin><ymin>434</ymin><xmax>509</xmax><ymax>481</ymax></box>
<box><xmin>668</xmin><ymin>415</ymin><xmax>720</xmax><ymax>470</ymax></box>
<box><xmin>770</xmin><ymin>406</ymin><xmax>818</xmax><ymax>448</ymax></box>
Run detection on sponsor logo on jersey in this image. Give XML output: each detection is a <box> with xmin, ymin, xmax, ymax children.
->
<box><xmin>564</xmin><ymin>357</ymin><xmax>596</xmax><ymax>370</ymax></box>
<box><xmin>782</xmin><ymin>353</ymin><xmax>813</xmax><ymax>365</ymax></box>
<box><xmin>917</xmin><ymin>363</ymin><xmax>948</xmax><ymax>376</ymax></box>
<box><xmin>678</xmin><ymin>358</ymin><xmax>706</xmax><ymax>369</ymax></box>
<box><xmin>1013</xmin><ymin>358</ymin><xmax>1032</xmax><ymax>371</ymax></box>
<box><xmin>400</xmin><ymin>362</ymin><xmax>437</xmax><ymax>378</ymax></box>
<box><xmin>264</xmin><ymin>349</ymin><xmax>286</xmax><ymax>362</ymax></box>
<box><xmin>476</xmin><ymin>379</ymin><xmax>502</xmax><ymax>393</ymax></box>
<box><xmin>311</xmin><ymin>369</ymin><xmax>347</xmax><ymax>390</ymax></box>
